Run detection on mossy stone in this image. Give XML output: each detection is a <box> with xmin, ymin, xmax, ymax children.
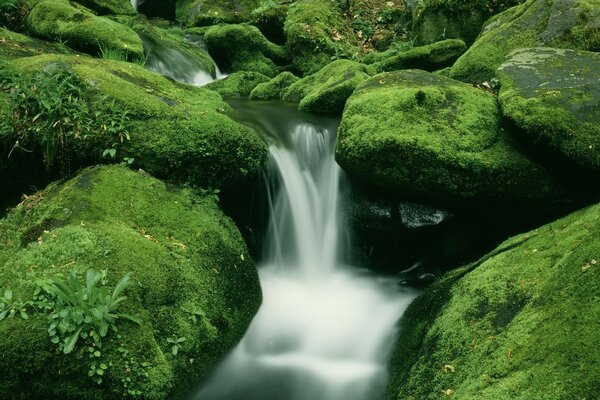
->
<box><xmin>74</xmin><ymin>0</ymin><xmax>135</xmax><ymax>16</ymax></box>
<box><xmin>498</xmin><ymin>47</ymin><xmax>600</xmax><ymax>172</ymax></box>
<box><xmin>283</xmin><ymin>59</ymin><xmax>376</xmax><ymax>115</ymax></box>
<box><xmin>373</xmin><ymin>39</ymin><xmax>467</xmax><ymax>72</ymax></box>
<box><xmin>0</xmin><ymin>27</ymin><xmax>73</xmax><ymax>59</ymax></box>
<box><xmin>176</xmin><ymin>0</ymin><xmax>261</xmax><ymax>26</ymax></box>
<box><xmin>204</xmin><ymin>23</ymin><xmax>287</xmax><ymax>77</ymax></box>
<box><xmin>249</xmin><ymin>1</ymin><xmax>288</xmax><ymax>44</ymax></box>
<box><xmin>386</xmin><ymin>201</ymin><xmax>600</xmax><ymax>400</ymax></box>
<box><xmin>9</xmin><ymin>53</ymin><xmax>268</xmax><ymax>189</ymax></box>
<box><xmin>26</xmin><ymin>0</ymin><xmax>144</xmax><ymax>60</ymax></box>
<box><xmin>204</xmin><ymin>71</ymin><xmax>270</xmax><ymax>99</ymax></box>
<box><xmin>450</xmin><ymin>0</ymin><xmax>600</xmax><ymax>84</ymax></box>
<box><xmin>284</xmin><ymin>0</ymin><xmax>360</xmax><ymax>76</ymax></box>
<box><xmin>336</xmin><ymin>69</ymin><xmax>570</xmax><ymax>211</ymax></box>
<box><xmin>249</xmin><ymin>71</ymin><xmax>300</xmax><ymax>100</ymax></box>
<box><xmin>0</xmin><ymin>165</ymin><xmax>261</xmax><ymax>399</ymax></box>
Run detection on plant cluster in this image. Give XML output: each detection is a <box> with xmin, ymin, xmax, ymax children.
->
<box><xmin>0</xmin><ymin>63</ymin><xmax>131</xmax><ymax>177</ymax></box>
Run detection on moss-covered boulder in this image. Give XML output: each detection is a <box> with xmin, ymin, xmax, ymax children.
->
<box><xmin>336</xmin><ymin>69</ymin><xmax>569</xmax><ymax>211</ymax></box>
<box><xmin>386</xmin><ymin>201</ymin><xmax>600</xmax><ymax>400</ymax></box>
<box><xmin>204</xmin><ymin>23</ymin><xmax>286</xmax><ymax>77</ymax></box>
<box><xmin>498</xmin><ymin>48</ymin><xmax>600</xmax><ymax>173</ymax></box>
<box><xmin>284</xmin><ymin>0</ymin><xmax>360</xmax><ymax>76</ymax></box>
<box><xmin>249</xmin><ymin>1</ymin><xmax>288</xmax><ymax>44</ymax></box>
<box><xmin>204</xmin><ymin>71</ymin><xmax>270</xmax><ymax>99</ymax></box>
<box><xmin>26</xmin><ymin>0</ymin><xmax>144</xmax><ymax>60</ymax></box>
<box><xmin>0</xmin><ymin>27</ymin><xmax>73</xmax><ymax>59</ymax></box>
<box><xmin>372</xmin><ymin>39</ymin><xmax>467</xmax><ymax>72</ymax></box>
<box><xmin>283</xmin><ymin>59</ymin><xmax>375</xmax><ymax>115</ymax></box>
<box><xmin>249</xmin><ymin>71</ymin><xmax>300</xmax><ymax>100</ymax></box>
<box><xmin>176</xmin><ymin>0</ymin><xmax>261</xmax><ymax>26</ymax></box>
<box><xmin>0</xmin><ymin>165</ymin><xmax>261</xmax><ymax>399</ymax></box>
<box><xmin>450</xmin><ymin>0</ymin><xmax>600</xmax><ymax>84</ymax></box>
<box><xmin>410</xmin><ymin>0</ymin><xmax>523</xmax><ymax>46</ymax></box>
<box><xmin>75</xmin><ymin>0</ymin><xmax>135</xmax><ymax>16</ymax></box>
<box><xmin>7</xmin><ymin>53</ymin><xmax>267</xmax><ymax>189</ymax></box>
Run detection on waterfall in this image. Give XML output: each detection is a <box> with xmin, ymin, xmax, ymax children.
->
<box><xmin>191</xmin><ymin>103</ymin><xmax>418</xmax><ymax>400</ymax></box>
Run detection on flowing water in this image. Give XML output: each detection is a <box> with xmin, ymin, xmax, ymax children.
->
<box><xmin>191</xmin><ymin>102</ymin><xmax>419</xmax><ymax>400</ymax></box>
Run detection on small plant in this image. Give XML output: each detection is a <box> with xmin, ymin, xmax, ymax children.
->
<box><xmin>166</xmin><ymin>335</ymin><xmax>187</xmax><ymax>356</ymax></box>
<box><xmin>0</xmin><ymin>289</ymin><xmax>31</xmax><ymax>320</ymax></box>
<box><xmin>197</xmin><ymin>187</ymin><xmax>220</xmax><ymax>201</ymax></box>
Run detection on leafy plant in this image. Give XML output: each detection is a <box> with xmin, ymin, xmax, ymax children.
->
<box><xmin>166</xmin><ymin>335</ymin><xmax>187</xmax><ymax>356</ymax></box>
<box><xmin>0</xmin><ymin>289</ymin><xmax>31</xmax><ymax>320</ymax></box>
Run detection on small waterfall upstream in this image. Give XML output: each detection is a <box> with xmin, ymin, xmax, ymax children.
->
<box><xmin>192</xmin><ymin>103</ymin><xmax>418</xmax><ymax>400</ymax></box>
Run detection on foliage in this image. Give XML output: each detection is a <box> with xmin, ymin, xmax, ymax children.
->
<box><xmin>0</xmin><ymin>289</ymin><xmax>31</xmax><ymax>321</ymax></box>
<box><xmin>166</xmin><ymin>336</ymin><xmax>187</xmax><ymax>356</ymax></box>
<box><xmin>1</xmin><ymin>63</ymin><xmax>131</xmax><ymax>176</ymax></box>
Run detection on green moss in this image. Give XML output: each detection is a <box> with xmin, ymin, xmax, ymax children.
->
<box><xmin>387</xmin><ymin>202</ymin><xmax>600</xmax><ymax>399</ymax></box>
<box><xmin>9</xmin><ymin>53</ymin><xmax>268</xmax><ymax>189</ymax></box>
<box><xmin>75</xmin><ymin>0</ymin><xmax>135</xmax><ymax>16</ymax></box>
<box><xmin>0</xmin><ymin>165</ymin><xmax>261</xmax><ymax>399</ymax></box>
<box><xmin>176</xmin><ymin>0</ymin><xmax>261</xmax><ymax>26</ymax></box>
<box><xmin>283</xmin><ymin>59</ymin><xmax>375</xmax><ymax>115</ymax></box>
<box><xmin>249</xmin><ymin>1</ymin><xmax>288</xmax><ymax>44</ymax></box>
<box><xmin>284</xmin><ymin>0</ymin><xmax>360</xmax><ymax>75</ymax></box>
<box><xmin>249</xmin><ymin>71</ymin><xmax>300</xmax><ymax>100</ymax></box>
<box><xmin>0</xmin><ymin>27</ymin><xmax>73</xmax><ymax>59</ymax></box>
<box><xmin>450</xmin><ymin>0</ymin><xmax>600</xmax><ymax>84</ymax></box>
<box><xmin>336</xmin><ymin>69</ymin><xmax>570</xmax><ymax>210</ymax></box>
<box><xmin>373</xmin><ymin>39</ymin><xmax>466</xmax><ymax>72</ymax></box>
<box><xmin>26</xmin><ymin>0</ymin><xmax>144</xmax><ymax>60</ymax></box>
<box><xmin>205</xmin><ymin>71</ymin><xmax>270</xmax><ymax>99</ymax></box>
<box><xmin>204</xmin><ymin>23</ymin><xmax>287</xmax><ymax>77</ymax></box>
<box><xmin>498</xmin><ymin>48</ymin><xmax>600</xmax><ymax>172</ymax></box>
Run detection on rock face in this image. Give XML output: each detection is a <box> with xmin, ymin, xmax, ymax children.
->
<box><xmin>336</xmin><ymin>69</ymin><xmax>570</xmax><ymax>211</ymax></box>
<box><xmin>26</xmin><ymin>0</ymin><xmax>144</xmax><ymax>60</ymax></box>
<box><xmin>176</xmin><ymin>0</ymin><xmax>261</xmax><ymax>26</ymax></box>
<box><xmin>0</xmin><ymin>165</ymin><xmax>262</xmax><ymax>400</ymax></box>
<box><xmin>450</xmin><ymin>0</ymin><xmax>600</xmax><ymax>83</ymax></box>
<box><xmin>249</xmin><ymin>71</ymin><xmax>300</xmax><ymax>100</ymax></box>
<box><xmin>386</xmin><ymin>201</ymin><xmax>600</xmax><ymax>400</ymax></box>
<box><xmin>498</xmin><ymin>48</ymin><xmax>600</xmax><ymax>172</ymax></box>
<box><xmin>373</xmin><ymin>39</ymin><xmax>467</xmax><ymax>72</ymax></box>
<box><xmin>204</xmin><ymin>23</ymin><xmax>287</xmax><ymax>77</ymax></box>
<box><xmin>283</xmin><ymin>59</ymin><xmax>376</xmax><ymax>115</ymax></box>
<box><xmin>204</xmin><ymin>71</ymin><xmax>270</xmax><ymax>99</ymax></box>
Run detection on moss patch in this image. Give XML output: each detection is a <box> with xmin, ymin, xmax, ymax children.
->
<box><xmin>204</xmin><ymin>71</ymin><xmax>270</xmax><ymax>99</ymax></box>
<box><xmin>75</xmin><ymin>0</ymin><xmax>135</xmax><ymax>16</ymax></box>
<box><xmin>249</xmin><ymin>71</ymin><xmax>300</xmax><ymax>100</ymax></box>
<box><xmin>336</xmin><ymin>69</ymin><xmax>570</xmax><ymax>211</ymax></box>
<box><xmin>0</xmin><ymin>27</ymin><xmax>73</xmax><ymax>59</ymax></box>
<box><xmin>373</xmin><ymin>39</ymin><xmax>466</xmax><ymax>72</ymax></box>
<box><xmin>176</xmin><ymin>0</ymin><xmax>261</xmax><ymax>26</ymax></box>
<box><xmin>0</xmin><ymin>165</ymin><xmax>261</xmax><ymax>399</ymax></box>
<box><xmin>386</xmin><ymin>202</ymin><xmax>600</xmax><ymax>400</ymax></box>
<box><xmin>26</xmin><ymin>0</ymin><xmax>144</xmax><ymax>60</ymax></box>
<box><xmin>498</xmin><ymin>47</ymin><xmax>600</xmax><ymax>172</ymax></box>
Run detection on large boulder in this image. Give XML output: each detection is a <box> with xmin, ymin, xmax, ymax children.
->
<box><xmin>204</xmin><ymin>71</ymin><xmax>270</xmax><ymax>99</ymax></box>
<box><xmin>409</xmin><ymin>0</ymin><xmax>523</xmax><ymax>46</ymax></box>
<box><xmin>372</xmin><ymin>39</ymin><xmax>467</xmax><ymax>72</ymax></box>
<box><xmin>450</xmin><ymin>0</ymin><xmax>600</xmax><ymax>84</ymax></box>
<box><xmin>283</xmin><ymin>59</ymin><xmax>376</xmax><ymax>115</ymax></box>
<box><xmin>386</xmin><ymin>201</ymin><xmax>600</xmax><ymax>399</ymax></box>
<box><xmin>498</xmin><ymin>48</ymin><xmax>600</xmax><ymax>173</ymax></box>
<box><xmin>204</xmin><ymin>23</ymin><xmax>287</xmax><ymax>77</ymax></box>
<box><xmin>4</xmin><ymin>53</ymin><xmax>267</xmax><ymax>190</ymax></box>
<box><xmin>26</xmin><ymin>0</ymin><xmax>144</xmax><ymax>60</ymax></box>
<box><xmin>176</xmin><ymin>0</ymin><xmax>261</xmax><ymax>26</ymax></box>
<box><xmin>249</xmin><ymin>71</ymin><xmax>300</xmax><ymax>100</ymax></box>
<box><xmin>0</xmin><ymin>165</ymin><xmax>261</xmax><ymax>399</ymax></box>
<box><xmin>336</xmin><ymin>69</ymin><xmax>570</xmax><ymax>212</ymax></box>
<box><xmin>284</xmin><ymin>0</ymin><xmax>360</xmax><ymax>76</ymax></box>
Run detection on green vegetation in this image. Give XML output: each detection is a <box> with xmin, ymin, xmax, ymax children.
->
<box><xmin>205</xmin><ymin>71</ymin><xmax>271</xmax><ymax>98</ymax></box>
<box><xmin>74</xmin><ymin>0</ymin><xmax>135</xmax><ymax>16</ymax></box>
<box><xmin>498</xmin><ymin>48</ymin><xmax>600</xmax><ymax>172</ymax></box>
<box><xmin>336</xmin><ymin>69</ymin><xmax>570</xmax><ymax>210</ymax></box>
<box><xmin>250</xmin><ymin>71</ymin><xmax>300</xmax><ymax>100</ymax></box>
<box><xmin>386</xmin><ymin>202</ymin><xmax>600</xmax><ymax>399</ymax></box>
<box><xmin>204</xmin><ymin>23</ymin><xmax>287</xmax><ymax>77</ymax></box>
<box><xmin>176</xmin><ymin>0</ymin><xmax>262</xmax><ymax>26</ymax></box>
<box><xmin>0</xmin><ymin>165</ymin><xmax>262</xmax><ymax>399</ymax></box>
<box><xmin>372</xmin><ymin>39</ymin><xmax>466</xmax><ymax>72</ymax></box>
<box><xmin>283</xmin><ymin>59</ymin><xmax>375</xmax><ymax>114</ymax></box>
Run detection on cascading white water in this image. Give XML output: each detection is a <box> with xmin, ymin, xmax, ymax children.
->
<box><xmin>192</xmin><ymin>116</ymin><xmax>418</xmax><ymax>400</ymax></box>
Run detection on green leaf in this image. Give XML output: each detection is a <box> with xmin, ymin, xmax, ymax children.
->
<box><xmin>4</xmin><ymin>290</ymin><xmax>12</xmax><ymax>301</ymax></box>
<box><xmin>63</xmin><ymin>327</ymin><xmax>83</xmax><ymax>354</ymax></box>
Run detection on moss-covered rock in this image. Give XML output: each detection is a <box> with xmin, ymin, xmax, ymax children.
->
<box><xmin>7</xmin><ymin>53</ymin><xmax>267</xmax><ymax>189</ymax></box>
<box><xmin>137</xmin><ymin>0</ymin><xmax>177</xmax><ymax>20</ymax></box>
<box><xmin>450</xmin><ymin>0</ymin><xmax>600</xmax><ymax>84</ymax></box>
<box><xmin>249</xmin><ymin>1</ymin><xmax>288</xmax><ymax>44</ymax></box>
<box><xmin>498</xmin><ymin>48</ymin><xmax>600</xmax><ymax>173</ymax></box>
<box><xmin>336</xmin><ymin>69</ymin><xmax>570</xmax><ymax>211</ymax></box>
<box><xmin>204</xmin><ymin>23</ymin><xmax>286</xmax><ymax>77</ymax></box>
<box><xmin>75</xmin><ymin>0</ymin><xmax>135</xmax><ymax>16</ymax></box>
<box><xmin>26</xmin><ymin>0</ymin><xmax>144</xmax><ymax>60</ymax></box>
<box><xmin>204</xmin><ymin>71</ymin><xmax>270</xmax><ymax>99</ymax></box>
<box><xmin>372</xmin><ymin>39</ymin><xmax>467</xmax><ymax>72</ymax></box>
<box><xmin>386</xmin><ymin>201</ymin><xmax>600</xmax><ymax>400</ymax></box>
<box><xmin>0</xmin><ymin>27</ymin><xmax>73</xmax><ymax>59</ymax></box>
<box><xmin>0</xmin><ymin>165</ymin><xmax>261</xmax><ymax>400</ymax></box>
<box><xmin>284</xmin><ymin>0</ymin><xmax>360</xmax><ymax>76</ymax></box>
<box><xmin>283</xmin><ymin>59</ymin><xmax>375</xmax><ymax>115</ymax></box>
<box><xmin>249</xmin><ymin>71</ymin><xmax>300</xmax><ymax>100</ymax></box>
<box><xmin>410</xmin><ymin>0</ymin><xmax>523</xmax><ymax>46</ymax></box>
<box><xmin>176</xmin><ymin>0</ymin><xmax>261</xmax><ymax>26</ymax></box>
